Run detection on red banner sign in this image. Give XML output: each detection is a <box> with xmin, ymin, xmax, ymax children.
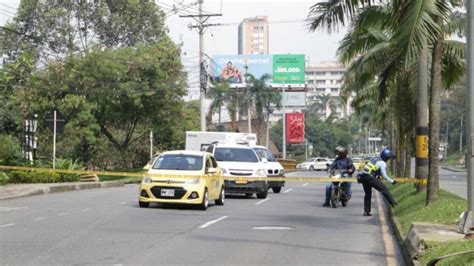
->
<box><xmin>286</xmin><ymin>113</ymin><xmax>305</xmax><ymax>144</ymax></box>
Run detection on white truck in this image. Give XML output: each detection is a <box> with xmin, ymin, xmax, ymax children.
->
<box><xmin>185</xmin><ymin>131</ymin><xmax>257</xmax><ymax>151</ymax></box>
<box><xmin>185</xmin><ymin>131</ymin><xmax>285</xmax><ymax>194</ymax></box>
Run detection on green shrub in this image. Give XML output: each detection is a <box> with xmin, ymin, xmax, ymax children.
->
<box><xmin>0</xmin><ymin>172</ymin><xmax>9</xmax><ymax>185</ymax></box>
<box><xmin>57</xmin><ymin>158</ymin><xmax>83</xmax><ymax>182</ymax></box>
<box><xmin>8</xmin><ymin>171</ymin><xmax>60</xmax><ymax>183</ymax></box>
<box><xmin>0</xmin><ymin>135</ymin><xmax>24</xmax><ymax>166</ymax></box>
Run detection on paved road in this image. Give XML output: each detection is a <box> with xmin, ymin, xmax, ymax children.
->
<box><xmin>0</xmin><ymin>171</ymin><xmax>403</xmax><ymax>265</ymax></box>
<box><xmin>409</xmin><ymin>159</ymin><xmax>467</xmax><ymax>198</ymax></box>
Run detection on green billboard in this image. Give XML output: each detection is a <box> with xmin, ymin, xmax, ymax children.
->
<box><xmin>272</xmin><ymin>54</ymin><xmax>305</xmax><ymax>84</ymax></box>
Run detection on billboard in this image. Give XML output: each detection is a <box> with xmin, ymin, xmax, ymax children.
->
<box><xmin>282</xmin><ymin>91</ymin><xmax>306</xmax><ymax>106</ymax></box>
<box><xmin>211</xmin><ymin>54</ymin><xmax>272</xmax><ymax>86</ymax></box>
<box><xmin>273</xmin><ymin>54</ymin><xmax>305</xmax><ymax>84</ymax></box>
<box><xmin>286</xmin><ymin>113</ymin><xmax>305</xmax><ymax>144</ymax></box>
<box><xmin>211</xmin><ymin>54</ymin><xmax>305</xmax><ymax>87</ymax></box>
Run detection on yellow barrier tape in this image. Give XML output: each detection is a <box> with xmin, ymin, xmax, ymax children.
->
<box><xmin>0</xmin><ymin>165</ymin><xmax>427</xmax><ymax>184</ymax></box>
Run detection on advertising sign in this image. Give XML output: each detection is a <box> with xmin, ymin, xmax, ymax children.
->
<box><xmin>211</xmin><ymin>55</ymin><xmax>272</xmax><ymax>86</ymax></box>
<box><xmin>273</xmin><ymin>54</ymin><xmax>305</xmax><ymax>84</ymax></box>
<box><xmin>211</xmin><ymin>54</ymin><xmax>305</xmax><ymax>87</ymax></box>
<box><xmin>282</xmin><ymin>91</ymin><xmax>306</xmax><ymax>106</ymax></box>
<box><xmin>286</xmin><ymin>113</ymin><xmax>305</xmax><ymax>144</ymax></box>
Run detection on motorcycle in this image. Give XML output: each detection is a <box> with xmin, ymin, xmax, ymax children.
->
<box><xmin>329</xmin><ymin>169</ymin><xmax>350</xmax><ymax>208</ymax></box>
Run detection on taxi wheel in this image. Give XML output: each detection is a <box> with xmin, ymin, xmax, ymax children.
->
<box><xmin>200</xmin><ymin>188</ymin><xmax>209</xmax><ymax>210</ymax></box>
<box><xmin>139</xmin><ymin>201</ymin><xmax>149</xmax><ymax>208</ymax></box>
<box><xmin>215</xmin><ymin>187</ymin><xmax>225</xmax><ymax>206</ymax></box>
<box><xmin>256</xmin><ymin>189</ymin><xmax>268</xmax><ymax>199</ymax></box>
<box><xmin>272</xmin><ymin>187</ymin><xmax>282</xmax><ymax>193</ymax></box>
<box><xmin>309</xmin><ymin>166</ymin><xmax>314</xmax><ymax>171</ymax></box>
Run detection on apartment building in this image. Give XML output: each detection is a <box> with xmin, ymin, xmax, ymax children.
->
<box><xmin>238</xmin><ymin>16</ymin><xmax>269</xmax><ymax>55</ymax></box>
<box><xmin>305</xmin><ymin>61</ymin><xmax>352</xmax><ymax>119</ymax></box>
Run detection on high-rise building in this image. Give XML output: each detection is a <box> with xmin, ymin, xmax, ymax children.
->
<box><xmin>238</xmin><ymin>16</ymin><xmax>269</xmax><ymax>55</ymax></box>
<box><xmin>305</xmin><ymin>61</ymin><xmax>352</xmax><ymax>119</ymax></box>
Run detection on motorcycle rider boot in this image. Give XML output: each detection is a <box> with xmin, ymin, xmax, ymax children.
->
<box><xmin>322</xmin><ymin>202</ymin><xmax>330</xmax><ymax>207</ymax></box>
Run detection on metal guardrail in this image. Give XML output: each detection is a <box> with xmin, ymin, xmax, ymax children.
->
<box><xmin>277</xmin><ymin>159</ymin><xmax>297</xmax><ymax>170</ymax></box>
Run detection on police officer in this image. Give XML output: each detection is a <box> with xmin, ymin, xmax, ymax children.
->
<box><xmin>323</xmin><ymin>146</ymin><xmax>355</xmax><ymax>207</ymax></box>
<box><xmin>358</xmin><ymin>148</ymin><xmax>398</xmax><ymax>216</ymax></box>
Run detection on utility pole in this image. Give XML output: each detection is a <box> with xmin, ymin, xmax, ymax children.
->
<box><xmin>180</xmin><ymin>0</ymin><xmax>222</xmax><ymax>132</ymax></box>
<box><xmin>460</xmin><ymin>116</ymin><xmax>463</xmax><ymax>161</ymax></box>
<box><xmin>245</xmin><ymin>60</ymin><xmax>251</xmax><ymax>133</ymax></box>
<box><xmin>282</xmin><ymin>83</ymin><xmax>286</xmax><ymax>159</ymax></box>
<box><xmin>463</xmin><ymin>0</ymin><xmax>474</xmax><ymax>231</ymax></box>
<box><xmin>416</xmin><ymin>42</ymin><xmax>429</xmax><ymax>192</ymax></box>
<box><xmin>150</xmin><ymin>131</ymin><xmax>153</xmax><ymax>160</ymax></box>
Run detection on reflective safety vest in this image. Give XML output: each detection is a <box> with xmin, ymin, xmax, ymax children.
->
<box><xmin>362</xmin><ymin>162</ymin><xmax>379</xmax><ymax>176</ymax></box>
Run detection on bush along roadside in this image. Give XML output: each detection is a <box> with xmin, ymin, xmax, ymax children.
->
<box><xmin>389</xmin><ymin>183</ymin><xmax>474</xmax><ymax>265</ymax></box>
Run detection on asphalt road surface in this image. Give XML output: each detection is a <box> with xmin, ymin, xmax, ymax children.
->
<box><xmin>0</xmin><ymin>171</ymin><xmax>403</xmax><ymax>265</ymax></box>
<box><xmin>409</xmin><ymin>159</ymin><xmax>467</xmax><ymax>199</ymax></box>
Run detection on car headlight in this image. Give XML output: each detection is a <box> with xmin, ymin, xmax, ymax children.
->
<box><xmin>185</xmin><ymin>178</ymin><xmax>200</xmax><ymax>184</ymax></box>
<box><xmin>280</xmin><ymin>169</ymin><xmax>285</xmax><ymax>175</ymax></box>
<box><xmin>255</xmin><ymin>169</ymin><xmax>266</xmax><ymax>177</ymax></box>
<box><xmin>142</xmin><ymin>176</ymin><xmax>152</xmax><ymax>184</ymax></box>
<box><xmin>221</xmin><ymin>168</ymin><xmax>228</xmax><ymax>174</ymax></box>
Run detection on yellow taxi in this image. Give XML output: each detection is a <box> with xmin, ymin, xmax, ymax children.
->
<box><xmin>138</xmin><ymin>150</ymin><xmax>225</xmax><ymax>210</ymax></box>
<box><xmin>352</xmin><ymin>158</ymin><xmax>364</xmax><ymax>171</ymax></box>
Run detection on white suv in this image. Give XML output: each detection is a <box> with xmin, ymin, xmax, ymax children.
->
<box><xmin>252</xmin><ymin>145</ymin><xmax>285</xmax><ymax>193</ymax></box>
<box><xmin>207</xmin><ymin>143</ymin><xmax>269</xmax><ymax>199</ymax></box>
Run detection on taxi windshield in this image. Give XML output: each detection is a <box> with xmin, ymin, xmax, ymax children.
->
<box><xmin>152</xmin><ymin>154</ymin><xmax>203</xmax><ymax>171</ymax></box>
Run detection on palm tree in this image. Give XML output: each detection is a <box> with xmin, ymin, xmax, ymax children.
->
<box><xmin>307</xmin><ymin>0</ymin><xmax>466</xmax><ymax>205</ymax></box>
<box><xmin>246</xmin><ymin>73</ymin><xmax>282</xmax><ymax>146</ymax></box>
<box><xmin>206</xmin><ymin>80</ymin><xmax>229</xmax><ymax>128</ymax></box>
<box><xmin>246</xmin><ymin>74</ymin><xmax>281</xmax><ymax>146</ymax></box>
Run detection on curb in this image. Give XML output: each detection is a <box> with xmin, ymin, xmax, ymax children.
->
<box><xmin>0</xmin><ymin>180</ymin><xmax>125</xmax><ymax>200</ymax></box>
<box><xmin>382</xmin><ymin>194</ymin><xmax>413</xmax><ymax>266</ymax></box>
<box><xmin>440</xmin><ymin>166</ymin><xmax>467</xmax><ymax>173</ymax></box>
<box><xmin>387</xmin><ymin>205</ymin><xmax>415</xmax><ymax>266</ymax></box>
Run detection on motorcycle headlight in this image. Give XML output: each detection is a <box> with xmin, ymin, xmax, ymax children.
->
<box><xmin>142</xmin><ymin>176</ymin><xmax>152</xmax><ymax>184</ymax></box>
<box><xmin>255</xmin><ymin>169</ymin><xmax>266</xmax><ymax>177</ymax></box>
<box><xmin>185</xmin><ymin>178</ymin><xmax>200</xmax><ymax>184</ymax></box>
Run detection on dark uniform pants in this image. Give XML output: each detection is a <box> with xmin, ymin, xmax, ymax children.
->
<box><xmin>358</xmin><ymin>173</ymin><xmax>397</xmax><ymax>213</ymax></box>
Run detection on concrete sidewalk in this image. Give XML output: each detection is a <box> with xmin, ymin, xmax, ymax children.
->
<box><xmin>0</xmin><ymin>181</ymin><xmax>125</xmax><ymax>200</ymax></box>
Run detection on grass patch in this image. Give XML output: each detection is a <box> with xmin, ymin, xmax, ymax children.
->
<box><xmin>440</xmin><ymin>153</ymin><xmax>463</xmax><ymax>166</ymax></box>
<box><xmin>390</xmin><ymin>183</ymin><xmax>467</xmax><ymax>238</ymax></box>
<box><xmin>390</xmin><ymin>184</ymin><xmax>472</xmax><ymax>265</ymax></box>
<box><xmin>420</xmin><ymin>239</ymin><xmax>474</xmax><ymax>265</ymax></box>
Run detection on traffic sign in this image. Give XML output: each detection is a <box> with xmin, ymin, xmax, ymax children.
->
<box><xmin>44</xmin><ymin>109</ymin><xmax>67</xmax><ymax>133</ymax></box>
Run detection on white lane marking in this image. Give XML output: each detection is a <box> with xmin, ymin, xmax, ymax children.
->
<box><xmin>199</xmin><ymin>216</ymin><xmax>229</xmax><ymax>229</ymax></box>
<box><xmin>452</xmin><ymin>176</ymin><xmax>456</xmax><ymax>179</ymax></box>
<box><xmin>302</xmin><ymin>183</ymin><xmax>309</xmax><ymax>187</ymax></box>
<box><xmin>283</xmin><ymin>188</ymin><xmax>293</xmax><ymax>193</ymax></box>
<box><xmin>0</xmin><ymin>207</ymin><xmax>28</xmax><ymax>212</ymax></box>
<box><xmin>255</xmin><ymin>198</ymin><xmax>271</xmax><ymax>205</ymax></box>
<box><xmin>125</xmin><ymin>184</ymin><xmax>136</xmax><ymax>187</ymax></box>
<box><xmin>34</xmin><ymin>217</ymin><xmax>47</xmax><ymax>221</ymax></box>
<box><xmin>82</xmin><ymin>208</ymin><xmax>92</xmax><ymax>212</ymax></box>
<box><xmin>120</xmin><ymin>201</ymin><xmax>128</xmax><ymax>205</ymax></box>
<box><xmin>58</xmin><ymin>212</ymin><xmax>70</xmax><ymax>216</ymax></box>
<box><xmin>0</xmin><ymin>223</ymin><xmax>15</xmax><ymax>228</ymax></box>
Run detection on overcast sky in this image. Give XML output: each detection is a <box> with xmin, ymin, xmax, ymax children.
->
<box><xmin>0</xmin><ymin>0</ymin><xmax>347</xmax><ymax>90</ymax></box>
